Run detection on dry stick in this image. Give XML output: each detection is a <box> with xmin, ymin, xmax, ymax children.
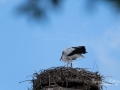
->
<box><xmin>27</xmin><ymin>87</ymin><xmax>30</xmax><ymax>90</ymax></box>
<box><xmin>95</xmin><ymin>60</ymin><xmax>99</xmax><ymax>72</ymax></box>
<box><xmin>103</xmin><ymin>81</ymin><xmax>114</xmax><ymax>85</ymax></box>
<box><xmin>34</xmin><ymin>71</ymin><xmax>39</xmax><ymax>76</ymax></box>
<box><xmin>32</xmin><ymin>76</ymin><xmax>35</xmax><ymax>87</ymax></box>
<box><xmin>65</xmin><ymin>70</ymin><xmax>68</xmax><ymax>87</ymax></box>
<box><xmin>104</xmin><ymin>76</ymin><xmax>112</xmax><ymax>78</ymax></box>
<box><xmin>19</xmin><ymin>80</ymin><xmax>32</xmax><ymax>83</ymax></box>
<box><xmin>26</xmin><ymin>75</ymin><xmax>33</xmax><ymax>78</ymax></box>
<box><xmin>28</xmin><ymin>86</ymin><xmax>33</xmax><ymax>90</ymax></box>
<box><xmin>39</xmin><ymin>76</ymin><xmax>42</xmax><ymax>88</ymax></box>
<box><xmin>65</xmin><ymin>77</ymin><xmax>68</xmax><ymax>87</ymax></box>
<box><xmin>61</xmin><ymin>72</ymin><xmax>67</xmax><ymax>87</ymax></box>
<box><xmin>61</xmin><ymin>78</ymin><xmax>68</xmax><ymax>87</ymax></box>
<box><xmin>34</xmin><ymin>84</ymin><xmax>41</xmax><ymax>90</ymax></box>
<box><xmin>48</xmin><ymin>75</ymin><xmax>50</xmax><ymax>86</ymax></box>
<box><xmin>33</xmin><ymin>77</ymin><xmax>43</xmax><ymax>90</ymax></box>
<box><xmin>61</xmin><ymin>78</ymin><xmax>65</xmax><ymax>87</ymax></box>
<box><xmin>103</xmin><ymin>85</ymin><xmax>107</xmax><ymax>90</ymax></box>
<box><xmin>92</xmin><ymin>59</ymin><xmax>97</xmax><ymax>72</ymax></box>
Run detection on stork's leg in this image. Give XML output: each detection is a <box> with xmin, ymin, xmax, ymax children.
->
<box><xmin>71</xmin><ymin>62</ymin><xmax>72</xmax><ymax>67</ymax></box>
<box><xmin>66</xmin><ymin>61</ymin><xmax>69</xmax><ymax>67</ymax></box>
<box><xmin>70</xmin><ymin>60</ymin><xmax>72</xmax><ymax>67</ymax></box>
<box><xmin>64</xmin><ymin>61</ymin><xmax>70</xmax><ymax>67</ymax></box>
<box><xmin>68</xmin><ymin>61</ymin><xmax>70</xmax><ymax>67</ymax></box>
<box><xmin>67</xmin><ymin>62</ymin><xmax>68</xmax><ymax>67</ymax></box>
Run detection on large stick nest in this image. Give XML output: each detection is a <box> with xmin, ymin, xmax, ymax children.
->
<box><xmin>32</xmin><ymin>66</ymin><xmax>104</xmax><ymax>90</ymax></box>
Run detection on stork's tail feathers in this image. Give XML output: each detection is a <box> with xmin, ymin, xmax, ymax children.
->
<box><xmin>81</xmin><ymin>54</ymin><xmax>85</xmax><ymax>58</ymax></box>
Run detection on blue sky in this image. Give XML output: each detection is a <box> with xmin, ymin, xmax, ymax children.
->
<box><xmin>0</xmin><ymin>0</ymin><xmax>120</xmax><ymax>90</ymax></box>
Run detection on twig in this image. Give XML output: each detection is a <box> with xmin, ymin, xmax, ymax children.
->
<box><xmin>26</xmin><ymin>75</ymin><xmax>33</xmax><ymax>78</ymax></box>
<box><xmin>48</xmin><ymin>75</ymin><xmax>50</xmax><ymax>86</ymax></box>
<box><xmin>19</xmin><ymin>80</ymin><xmax>32</xmax><ymax>83</ymax></box>
<box><xmin>92</xmin><ymin>59</ymin><xmax>97</xmax><ymax>72</ymax></box>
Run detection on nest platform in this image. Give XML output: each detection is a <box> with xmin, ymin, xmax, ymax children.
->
<box><xmin>31</xmin><ymin>66</ymin><xmax>104</xmax><ymax>90</ymax></box>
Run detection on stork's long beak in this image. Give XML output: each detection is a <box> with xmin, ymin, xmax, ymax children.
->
<box><xmin>60</xmin><ymin>52</ymin><xmax>63</xmax><ymax>61</ymax></box>
<box><xmin>60</xmin><ymin>56</ymin><xmax>62</xmax><ymax>61</ymax></box>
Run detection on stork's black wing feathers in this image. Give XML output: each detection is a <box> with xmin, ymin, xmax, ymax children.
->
<box><xmin>68</xmin><ymin>46</ymin><xmax>87</xmax><ymax>56</ymax></box>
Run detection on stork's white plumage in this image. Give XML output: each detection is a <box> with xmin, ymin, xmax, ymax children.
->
<box><xmin>60</xmin><ymin>46</ymin><xmax>87</xmax><ymax>67</ymax></box>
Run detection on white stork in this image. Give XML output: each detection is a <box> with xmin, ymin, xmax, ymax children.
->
<box><xmin>60</xmin><ymin>46</ymin><xmax>87</xmax><ymax>67</ymax></box>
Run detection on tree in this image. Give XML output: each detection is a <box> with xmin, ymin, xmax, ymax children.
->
<box><xmin>15</xmin><ymin>0</ymin><xmax>120</xmax><ymax>22</ymax></box>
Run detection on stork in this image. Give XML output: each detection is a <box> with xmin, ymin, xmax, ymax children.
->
<box><xmin>60</xmin><ymin>46</ymin><xmax>87</xmax><ymax>67</ymax></box>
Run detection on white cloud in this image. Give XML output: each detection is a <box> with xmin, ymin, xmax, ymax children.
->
<box><xmin>0</xmin><ymin>0</ymin><xmax>7</xmax><ymax>2</ymax></box>
<box><xmin>91</xmin><ymin>22</ymin><xmax>120</xmax><ymax>74</ymax></box>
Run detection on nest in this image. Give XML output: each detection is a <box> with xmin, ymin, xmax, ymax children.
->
<box><xmin>31</xmin><ymin>66</ymin><xmax>104</xmax><ymax>90</ymax></box>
